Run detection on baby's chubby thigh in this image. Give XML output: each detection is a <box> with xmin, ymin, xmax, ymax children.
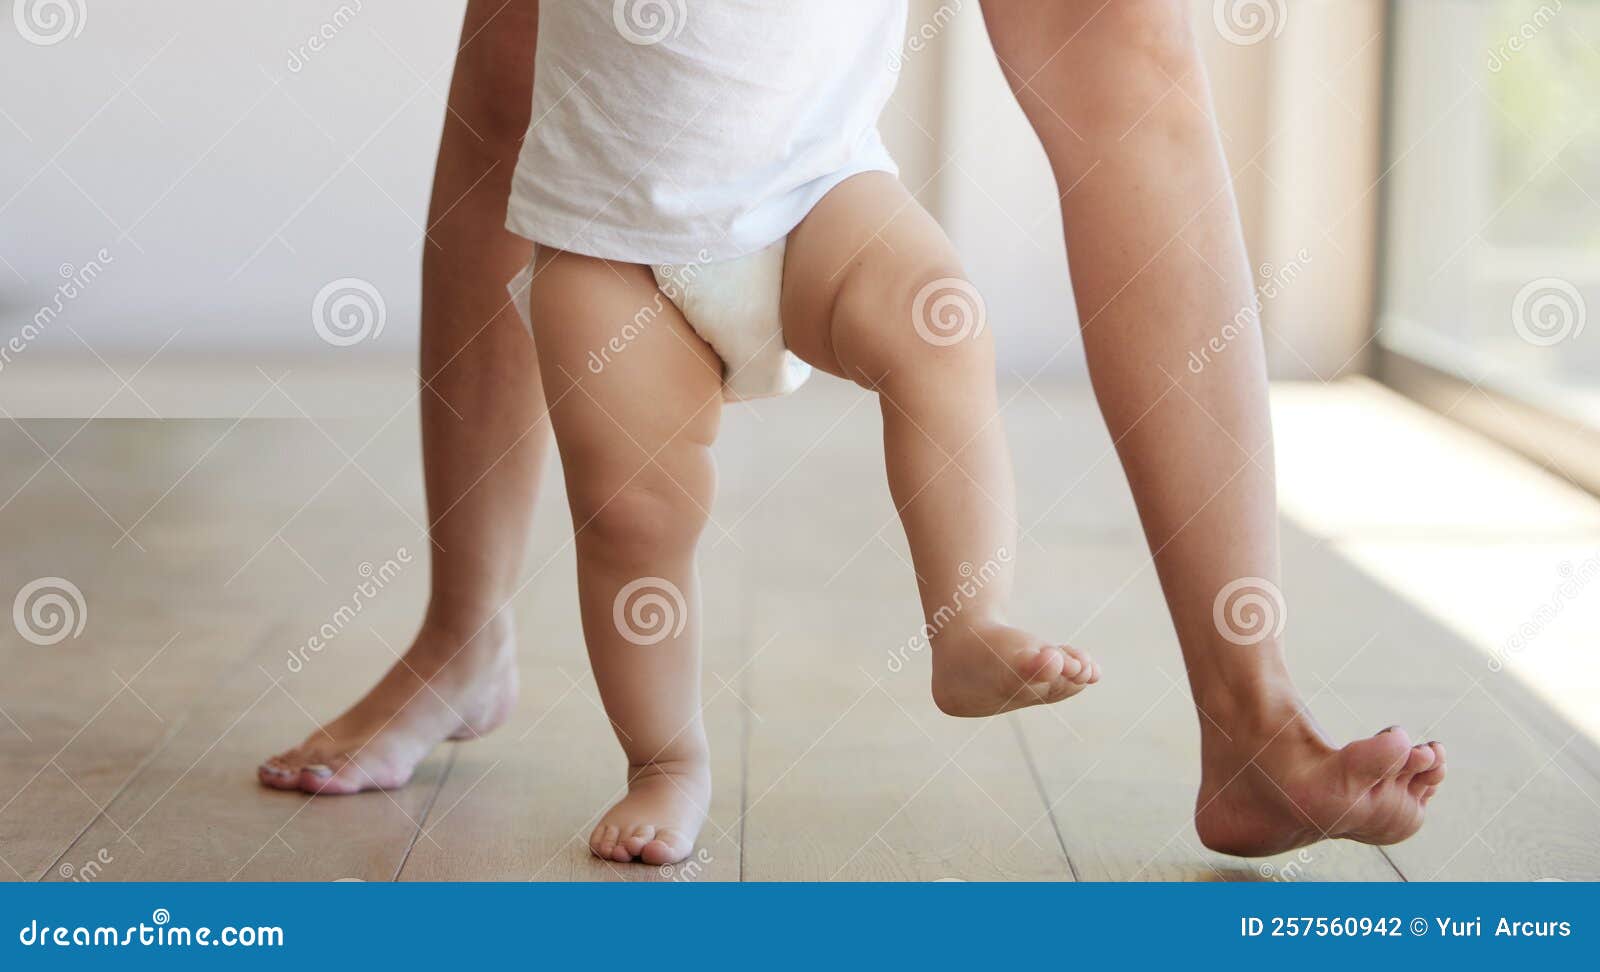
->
<box><xmin>779</xmin><ymin>172</ymin><xmax>994</xmax><ymax>394</ymax></box>
<box><xmin>525</xmin><ymin>247</ymin><xmax>724</xmax><ymax>564</ymax></box>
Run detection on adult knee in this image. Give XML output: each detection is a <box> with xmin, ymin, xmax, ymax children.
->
<box><xmin>445</xmin><ymin>12</ymin><xmax>537</xmax><ymax>151</ymax></box>
<box><xmin>1058</xmin><ymin>0</ymin><xmax>1207</xmax><ymax>137</ymax></box>
<box><xmin>830</xmin><ymin>260</ymin><xmax>995</xmax><ymax>392</ymax></box>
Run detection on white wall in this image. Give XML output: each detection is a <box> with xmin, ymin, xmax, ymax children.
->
<box><xmin>0</xmin><ymin>0</ymin><xmax>1383</xmax><ymax>412</ymax></box>
<box><xmin>2</xmin><ymin>1</ymin><xmax>468</xmax><ymax>364</ymax></box>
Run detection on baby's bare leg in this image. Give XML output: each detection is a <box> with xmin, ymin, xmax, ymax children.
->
<box><xmin>782</xmin><ymin>173</ymin><xmax>1098</xmax><ymax>716</ymax></box>
<box><xmin>528</xmin><ymin>249</ymin><xmax>722</xmax><ymax>866</ymax></box>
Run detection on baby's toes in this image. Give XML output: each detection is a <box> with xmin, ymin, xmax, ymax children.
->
<box><xmin>1060</xmin><ymin>645</ymin><xmax>1095</xmax><ymax>684</ymax></box>
<box><xmin>639</xmin><ymin>828</ymin><xmax>694</xmax><ymax>866</ymax></box>
<box><xmin>622</xmin><ymin>824</ymin><xmax>657</xmax><ymax>858</ymax></box>
<box><xmin>1016</xmin><ymin>644</ymin><xmax>1066</xmax><ymax>684</ymax></box>
<box><xmin>590</xmin><ymin>824</ymin><xmax>622</xmax><ymax>861</ymax></box>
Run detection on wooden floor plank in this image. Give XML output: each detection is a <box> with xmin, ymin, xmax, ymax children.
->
<box><xmin>740</xmin><ymin>589</ymin><xmax>1073</xmax><ymax>881</ymax></box>
<box><xmin>6</xmin><ymin>383</ymin><xmax>1599</xmax><ymax>881</ymax></box>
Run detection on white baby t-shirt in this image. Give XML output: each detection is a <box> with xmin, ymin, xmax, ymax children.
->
<box><xmin>505</xmin><ymin>0</ymin><xmax>907</xmax><ymax>264</ymax></box>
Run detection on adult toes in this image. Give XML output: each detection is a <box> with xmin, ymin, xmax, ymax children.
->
<box><xmin>1413</xmin><ymin>742</ymin><xmax>1446</xmax><ymax>787</ymax></box>
<box><xmin>1344</xmin><ymin>729</ymin><xmax>1415</xmax><ymax>784</ymax></box>
<box><xmin>258</xmin><ymin>758</ymin><xmax>301</xmax><ymax>789</ymax></box>
<box><xmin>1400</xmin><ymin>742</ymin><xmax>1437</xmax><ymax>776</ymax></box>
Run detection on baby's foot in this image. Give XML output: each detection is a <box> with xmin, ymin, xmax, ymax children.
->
<box><xmin>1195</xmin><ymin>713</ymin><xmax>1446</xmax><ymax>856</ymax></box>
<box><xmin>589</xmin><ymin>759</ymin><xmax>710</xmax><ymax>866</ymax></box>
<box><xmin>929</xmin><ymin>620</ymin><xmax>1098</xmax><ymax>717</ymax></box>
<box><xmin>258</xmin><ymin>618</ymin><xmax>518</xmax><ymax>794</ymax></box>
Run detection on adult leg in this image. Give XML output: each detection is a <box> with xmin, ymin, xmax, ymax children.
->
<box><xmin>782</xmin><ymin>173</ymin><xmax>1098</xmax><ymax>717</ymax></box>
<box><xmin>529</xmin><ymin>250</ymin><xmax>721</xmax><ymax>867</ymax></box>
<box><xmin>260</xmin><ymin>0</ymin><xmax>546</xmax><ymax>794</ymax></box>
<box><xmin>980</xmin><ymin>0</ymin><xmax>1443</xmax><ymax>853</ymax></box>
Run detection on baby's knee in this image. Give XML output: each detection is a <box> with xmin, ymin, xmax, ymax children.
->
<box><xmin>831</xmin><ymin>260</ymin><xmax>995</xmax><ymax>390</ymax></box>
<box><xmin>568</xmin><ymin>476</ymin><xmax>710</xmax><ymax>567</ymax></box>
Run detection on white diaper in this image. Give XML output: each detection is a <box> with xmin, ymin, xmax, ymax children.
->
<box><xmin>507</xmin><ymin>240</ymin><xmax>811</xmax><ymax>402</ymax></box>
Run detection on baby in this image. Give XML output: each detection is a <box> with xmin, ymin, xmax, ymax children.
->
<box><xmin>506</xmin><ymin>0</ymin><xmax>1097</xmax><ymax>865</ymax></box>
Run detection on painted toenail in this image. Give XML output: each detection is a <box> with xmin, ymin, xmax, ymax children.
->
<box><xmin>304</xmin><ymin>764</ymin><xmax>334</xmax><ymax>777</ymax></box>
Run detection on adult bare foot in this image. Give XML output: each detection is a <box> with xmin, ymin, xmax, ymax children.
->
<box><xmin>930</xmin><ymin>620</ymin><xmax>1098</xmax><ymax>717</ymax></box>
<box><xmin>1195</xmin><ymin>707</ymin><xmax>1446</xmax><ymax>857</ymax></box>
<box><xmin>589</xmin><ymin>758</ymin><xmax>710</xmax><ymax>866</ymax></box>
<box><xmin>258</xmin><ymin>616</ymin><xmax>518</xmax><ymax>794</ymax></box>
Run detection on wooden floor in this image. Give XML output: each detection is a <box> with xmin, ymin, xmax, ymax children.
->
<box><xmin>2</xmin><ymin>378</ymin><xmax>1598</xmax><ymax>882</ymax></box>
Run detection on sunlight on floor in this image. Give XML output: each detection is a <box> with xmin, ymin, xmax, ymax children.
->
<box><xmin>1273</xmin><ymin>378</ymin><xmax>1600</xmax><ymax>748</ymax></box>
